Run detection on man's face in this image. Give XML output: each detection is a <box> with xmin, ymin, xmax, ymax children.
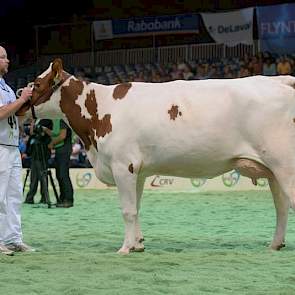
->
<box><xmin>0</xmin><ymin>47</ymin><xmax>9</xmax><ymax>76</ymax></box>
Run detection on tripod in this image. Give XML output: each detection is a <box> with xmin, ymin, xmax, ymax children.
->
<box><xmin>23</xmin><ymin>143</ymin><xmax>60</xmax><ymax>208</ymax></box>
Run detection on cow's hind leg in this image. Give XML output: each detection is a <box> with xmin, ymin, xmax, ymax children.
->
<box><xmin>134</xmin><ymin>177</ymin><xmax>145</xmax><ymax>252</ymax></box>
<box><xmin>268</xmin><ymin>178</ymin><xmax>289</xmax><ymax>250</ymax></box>
<box><xmin>113</xmin><ymin>165</ymin><xmax>144</xmax><ymax>254</ymax></box>
<box><xmin>234</xmin><ymin>159</ymin><xmax>289</xmax><ymax>250</ymax></box>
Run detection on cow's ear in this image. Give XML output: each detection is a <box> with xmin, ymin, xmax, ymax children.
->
<box><xmin>51</xmin><ymin>58</ymin><xmax>63</xmax><ymax>79</ymax></box>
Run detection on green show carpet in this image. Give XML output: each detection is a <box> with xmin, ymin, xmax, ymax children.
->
<box><xmin>1</xmin><ymin>190</ymin><xmax>295</xmax><ymax>295</ymax></box>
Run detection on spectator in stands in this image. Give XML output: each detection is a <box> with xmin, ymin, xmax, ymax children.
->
<box><xmin>248</xmin><ymin>56</ymin><xmax>263</xmax><ymax>75</ymax></box>
<box><xmin>289</xmin><ymin>57</ymin><xmax>295</xmax><ymax>75</ymax></box>
<box><xmin>208</xmin><ymin>64</ymin><xmax>221</xmax><ymax>79</ymax></box>
<box><xmin>169</xmin><ymin>63</ymin><xmax>182</xmax><ymax>80</ymax></box>
<box><xmin>128</xmin><ymin>74</ymin><xmax>135</xmax><ymax>82</ymax></box>
<box><xmin>151</xmin><ymin>71</ymin><xmax>162</xmax><ymax>83</ymax></box>
<box><xmin>70</xmin><ymin>136</ymin><xmax>83</xmax><ymax>168</ymax></box>
<box><xmin>223</xmin><ymin>65</ymin><xmax>234</xmax><ymax>79</ymax></box>
<box><xmin>263</xmin><ymin>58</ymin><xmax>276</xmax><ymax>76</ymax></box>
<box><xmin>134</xmin><ymin>72</ymin><xmax>145</xmax><ymax>82</ymax></box>
<box><xmin>277</xmin><ymin>57</ymin><xmax>292</xmax><ymax>75</ymax></box>
<box><xmin>241</xmin><ymin>54</ymin><xmax>250</xmax><ymax>67</ymax></box>
<box><xmin>76</xmin><ymin>70</ymin><xmax>85</xmax><ymax>81</ymax></box>
<box><xmin>195</xmin><ymin>64</ymin><xmax>207</xmax><ymax>80</ymax></box>
<box><xmin>238</xmin><ymin>65</ymin><xmax>250</xmax><ymax>78</ymax></box>
<box><xmin>177</xmin><ymin>60</ymin><xmax>187</xmax><ymax>72</ymax></box>
<box><xmin>183</xmin><ymin>64</ymin><xmax>194</xmax><ymax>80</ymax></box>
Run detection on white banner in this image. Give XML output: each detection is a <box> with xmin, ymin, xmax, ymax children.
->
<box><xmin>23</xmin><ymin>169</ymin><xmax>269</xmax><ymax>192</ymax></box>
<box><xmin>201</xmin><ymin>7</ymin><xmax>254</xmax><ymax>46</ymax></box>
<box><xmin>93</xmin><ymin>20</ymin><xmax>113</xmax><ymax>40</ymax></box>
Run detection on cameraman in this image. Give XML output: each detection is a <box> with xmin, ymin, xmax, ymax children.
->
<box><xmin>24</xmin><ymin>119</ymin><xmax>53</xmax><ymax>204</ymax></box>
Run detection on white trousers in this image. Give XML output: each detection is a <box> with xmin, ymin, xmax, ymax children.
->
<box><xmin>0</xmin><ymin>145</ymin><xmax>23</xmax><ymax>244</ymax></box>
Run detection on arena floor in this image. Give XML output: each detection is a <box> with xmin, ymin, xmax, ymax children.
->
<box><xmin>1</xmin><ymin>189</ymin><xmax>295</xmax><ymax>294</ymax></box>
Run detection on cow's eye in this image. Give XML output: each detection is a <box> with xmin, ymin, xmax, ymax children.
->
<box><xmin>34</xmin><ymin>82</ymin><xmax>40</xmax><ymax>88</ymax></box>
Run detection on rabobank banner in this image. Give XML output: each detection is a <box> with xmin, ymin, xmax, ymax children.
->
<box><xmin>102</xmin><ymin>14</ymin><xmax>200</xmax><ymax>39</ymax></box>
<box><xmin>201</xmin><ymin>7</ymin><xmax>254</xmax><ymax>46</ymax></box>
<box><xmin>257</xmin><ymin>3</ymin><xmax>295</xmax><ymax>53</ymax></box>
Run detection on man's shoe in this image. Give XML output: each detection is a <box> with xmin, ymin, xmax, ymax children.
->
<box><xmin>0</xmin><ymin>244</ymin><xmax>14</xmax><ymax>256</ymax></box>
<box><xmin>6</xmin><ymin>243</ymin><xmax>36</xmax><ymax>253</ymax></box>
<box><xmin>56</xmin><ymin>202</ymin><xmax>73</xmax><ymax>208</ymax></box>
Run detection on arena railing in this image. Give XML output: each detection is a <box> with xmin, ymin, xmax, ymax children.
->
<box><xmin>36</xmin><ymin>42</ymin><xmax>258</xmax><ymax>68</ymax></box>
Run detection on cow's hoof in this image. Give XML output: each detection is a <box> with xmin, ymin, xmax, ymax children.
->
<box><xmin>117</xmin><ymin>246</ymin><xmax>135</xmax><ymax>255</ymax></box>
<box><xmin>131</xmin><ymin>246</ymin><xmax>145</xmax><ymax>252</ymax></box>
<box><xmin>117</xmin><ymin>245</ymin><xmax>144</xmax><ymax>254</ymax></box>
<box><xmin>117</xmin><ymin>248</ymin><xmax>130</xmax><ymax>255</ymax></box>
<box><xmin>269</xmin><ymin>243</ymin><xmax>286</xmax><ymax>251</ymax></box>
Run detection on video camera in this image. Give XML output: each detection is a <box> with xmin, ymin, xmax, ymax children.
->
<box><xmin>31</xmin><ymin>123</ymin><xmax>47</xmax><ymax>144</ymax></box>
<box><xmin>26</xmin><ymin>119</ymin><xmax>52</xmax><ymax>158</ymax></box>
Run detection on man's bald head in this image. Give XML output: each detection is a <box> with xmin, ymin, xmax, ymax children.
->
<box><xmin>0</xmin><ymin>46</ymin><xmax>9</xmax><ymax>77</ymax></box>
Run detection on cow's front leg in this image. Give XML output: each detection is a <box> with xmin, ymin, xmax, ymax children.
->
<box><xmin>113</xmin><ymin>165</ymin><xmax>143</xmax><ymax>254</ymax></box>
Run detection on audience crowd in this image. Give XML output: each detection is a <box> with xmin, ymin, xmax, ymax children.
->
<box><xmin>17</xmin><ymin>52</ymin><xmax>295</xmax><ymax>167</ymax></box>
<box><xmin>75</xmin><ymin>52</ymin><xmax>295</xmax><ymax>85</ymax></box>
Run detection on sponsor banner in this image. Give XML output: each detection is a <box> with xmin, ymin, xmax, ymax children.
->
<box><xmin>147</xmin><ymin>170</ymin><xmax>268</xmax><ymax>191</ymax></box>
<box><xmin>93</xmin><ymin>20</ymin><xmax>113</xmax><ymax>40</ymax></box>
<box><xmin>257</xmin><ymin>3</ymin><xmax>295</xmax><ymax>53</ymax></box>
<box><xmin>201</xmin><ymin>7</ymin><xmax>254</xmax><ymax>46</ymax></box>
<box><xmin>23</xmin><ymin>169</ymin><xmax>269</xmax><ymax>191</ymax></box>
<box><xmin>111</xmin><ymin>14</ymin><xmax>199</xmax><ymax>37</ymax></box>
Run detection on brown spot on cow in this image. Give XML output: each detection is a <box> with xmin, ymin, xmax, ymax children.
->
<box><xmin>293</xmin><ymin>118</ymin><xmax>295</xmax><ymax>123</ymax></box>
<box><xmin>168</xmin><ymin>105</ymin><xmax>181</xmax><ymax>120</ymax></box>
<box><xmin>113</xmin><ymin>83</ymin><xmax>132</xmax><ymax>100</ymax></box>
<box><xmin>128</xmin><ymin>164</ymin><xmax>134</xmax><ymax>174</ymax></box>
<box><xmin>60</xmin><ymin>79</ymin><xmax>112</xmax><ymax>151</ymax></box>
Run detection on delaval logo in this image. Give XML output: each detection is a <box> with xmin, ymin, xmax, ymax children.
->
<box><xmin>151</xmin><ymin>175</ymin><xmax>174</xmax><ymax>187</ymax></box>
<box><xmin>209</xmin><ymin>23</ymin><xmax>251</xmax><ymax>34</ymax></box>
<box><xmin>127</xmin><ymin>18</ymin><xmax>181</xmax><ymax>33</ymax></box>
<box><xmin>222</xmin><ymin>170</ymin><xmax>240</xmax><ymax>187</ymax></box>
<box><xmin>76</xmin><ymin>172</ymin><xmax>92</xmax><ymax>188</ymax></box>
<box><xmin>256</xmin><ymin>178</ymin><xmax>269</xmax><ymax>187</ymax></box>
<box><xmin>190</xmin><ymin>178</ymin><xmax>207</xmax><ymax>188</ymax></box>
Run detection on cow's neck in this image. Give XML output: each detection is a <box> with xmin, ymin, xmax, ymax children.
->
<box><xmin>60</xmin><ymin>78</ymin><xmax>112</xmax><ymax>151</ymax></box>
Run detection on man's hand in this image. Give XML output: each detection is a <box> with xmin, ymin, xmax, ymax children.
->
<box><xmin>19</xmin><ymin>87</ymin><xmax>32</xmax><ymax>104</ymax></box>
<box><xmin>0</xmin><ymin>87</ymin><xmax>33</xmax><ymax>120</ymax></box>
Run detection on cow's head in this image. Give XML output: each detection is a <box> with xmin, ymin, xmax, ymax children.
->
<box><xmin>16</xmin><ymin>58</ymin><xmax>71</xmax><ymax>118</ymax></box>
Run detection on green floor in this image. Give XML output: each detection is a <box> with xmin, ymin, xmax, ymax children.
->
<box><xmin>1</xmin><ymin>189</ymin><xmax>295</xmax><ymax>295</ymax></box>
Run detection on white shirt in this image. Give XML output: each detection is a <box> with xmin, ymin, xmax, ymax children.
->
<box><xmin>0</xmin><ymin>79</ymin><xmax>19</xmax><ymax>147</ymax></box>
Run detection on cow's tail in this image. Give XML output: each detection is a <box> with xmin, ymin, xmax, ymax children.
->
<box><xmin>269</xmin><ymin>75</ymin><xmax>295</xmax><ymax>89</ymax></box>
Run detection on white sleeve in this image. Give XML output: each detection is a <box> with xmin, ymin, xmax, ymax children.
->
<box><xmin>0</xmin><ymin>98</ymin><xmax>4</xmax><ymax>107</ymax></box>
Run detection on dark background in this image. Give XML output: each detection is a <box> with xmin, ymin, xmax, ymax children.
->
<box><xmin>0</xmin><ymin>0</ymin><xmax>292</xmax><ymax>66</ymax></box>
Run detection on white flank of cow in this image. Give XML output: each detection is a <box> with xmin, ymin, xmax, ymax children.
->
<box><xmin>16</xmin><ymin>59</ymin><xmax>295</xmax><ymax>254</ymax></box>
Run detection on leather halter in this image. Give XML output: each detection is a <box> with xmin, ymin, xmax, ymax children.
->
<box><xmin>30</xmin><ymin>72</ymin><xmax>71</xmax><ymax>119</ymax></box>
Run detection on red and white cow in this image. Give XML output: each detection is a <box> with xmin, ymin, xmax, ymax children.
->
<box><xmin>17</xmin><ymin>59</ymin><xmax>295</xmax><ymax>253</ymax></box>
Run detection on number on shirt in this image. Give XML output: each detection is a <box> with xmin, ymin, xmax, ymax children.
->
<box><xmin>7</xmin><ymin>115</ymin><xmax>17</xmax><ymax>129</ymax></box>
